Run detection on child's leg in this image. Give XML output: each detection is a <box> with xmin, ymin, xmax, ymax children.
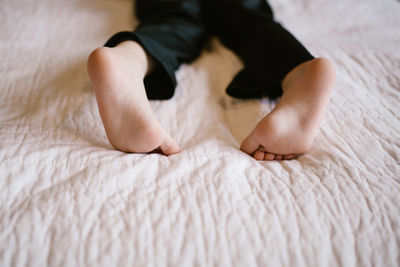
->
<box><xmin>204</xmin><ymin>0</ymin><xmax>336</xmax><ymax>160</ymax></box>
<box><xmin>87</xmin><ymin>0</ymin><xmax>206</xmax><ymax>154</ymax></box>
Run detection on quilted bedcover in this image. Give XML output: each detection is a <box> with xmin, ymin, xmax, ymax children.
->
<box><xmin>1</xmin><ymin>0</ymin><xmax>399</xmax><ymax>266</ymax></box>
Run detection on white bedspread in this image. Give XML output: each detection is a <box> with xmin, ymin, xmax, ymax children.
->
<box><xmin>1</xmin><ymin>0</ymin><xmax>399</xmax><ymax>266</ymax></box>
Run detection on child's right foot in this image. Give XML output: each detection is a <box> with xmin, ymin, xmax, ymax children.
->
<box><xmin>87</xmin><ymin>41</ymin><xmax>180</xmax><ymax>155</ymax></box>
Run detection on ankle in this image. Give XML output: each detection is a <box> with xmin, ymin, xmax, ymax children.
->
<box><xmin>281</xmin><ymin>60</ymin><xmax>310</xmax><ymax>90</ymax></box>
<box><xmin>115</xmin><ymin>41</ymin><xmax>157</xmax><ymax>75</ymax></box>
<box><xmin>281</xmin><ymin>57</ymin><xmax>335</xmax><ymax>92</ymax></box>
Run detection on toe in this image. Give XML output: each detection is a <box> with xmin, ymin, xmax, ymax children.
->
<box><xmin>160</xmin><ymin>135</ymin><xmax>181</xmax><ymax>156</ymax></box>
<box><xmin>275</xmin><ymin>155</ymin><xmax>283</xmax><ymax>160</ymax></box>
<box><xmin>264</xmin><ymin>153</ymin><xmax>275</xmax><ymax>161</ymax></box>
<box><xmin>253</xmin><ymin>150</ymin><xmax>265</xmax><ymax>160</ymax></box>
<box><xmin>240</xmin><ymin>134</ymin><xmax>260</xmax><ymax>155</ymax></box>
<box><xmin>283</xmin><ymin>154</ymin><xmax>295</xmax><ymax>160</ymax></box>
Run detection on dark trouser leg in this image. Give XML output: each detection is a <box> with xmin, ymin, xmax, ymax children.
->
<box><xmin>105</xmin><ymin>0</ymin><xmax>207</xmax><ymax>99</ymax></box>
<box><xmin>204</xmin><ymin>0</ymin><xmax>314</xmax><ymax>99</ymax></box>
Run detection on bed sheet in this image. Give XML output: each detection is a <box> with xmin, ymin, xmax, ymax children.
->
<box><xmin>1</xmin><ymin>0</ymin><xmax>399</xmax><ymax>266</ymax></box>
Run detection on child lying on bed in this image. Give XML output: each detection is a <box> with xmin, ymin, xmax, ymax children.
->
<box><xmin>87</xmin><ymin>0</ymin><xmax>336</xmax><ymax>161</ymax></box>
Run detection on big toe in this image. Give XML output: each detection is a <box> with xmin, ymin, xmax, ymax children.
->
<box><xmin>240</xmin><ymin>134</ymin><xmax>260</xmax><ymax>155</ymax></box>
<box><xmin>159</xmin><ymin>135</ymin><xmax>181</xmax><ymax>156</ymax></box>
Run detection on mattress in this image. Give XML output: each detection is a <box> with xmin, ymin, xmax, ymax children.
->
<box><xmin>1</xmin><ymin>0</ymin><xmax>399</xmax><ymax>266</ymax></box>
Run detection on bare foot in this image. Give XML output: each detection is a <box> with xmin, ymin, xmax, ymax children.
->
<box><xmin>87</xmin><ymin>41</ymin><xmax>180</xmax><ymax>155</ymax></box>
<box><xmin>240</xmin><ymin>57</ymin><xmax>336</xmax><ymax>160</ymax></box>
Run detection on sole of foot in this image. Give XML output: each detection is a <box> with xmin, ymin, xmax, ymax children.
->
<box><xmin>87</xmin><ymin>42</ymin><xmax>180</xmax><ymax>155</ymax></box>
<box><xmin>240</xmin><ymin>57</ymin><xmax>336</xmax><ymax>161</ymax></box>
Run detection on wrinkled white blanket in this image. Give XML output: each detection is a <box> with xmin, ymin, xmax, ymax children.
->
<box><xmin>1</xmin><ymin>0</ymin><xmax>399</xmax><ymax>266</ymax></box>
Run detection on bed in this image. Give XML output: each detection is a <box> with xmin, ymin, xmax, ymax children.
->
<box><xmin>1</xmin><ymin>0</ymin><xmax>399</xmax><ymax>266</ymax></box>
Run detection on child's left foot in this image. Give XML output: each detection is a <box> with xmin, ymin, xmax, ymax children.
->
<box><xmin>240</xmin><ymin>57</ymin><xmax>336</xmax><ymax>161</ymax></box>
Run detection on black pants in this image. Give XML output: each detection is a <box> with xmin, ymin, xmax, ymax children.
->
<box><xmin>105</xmin><ymin>0</ymin><xmax>314</xmax><ymax>100</ymax></box>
